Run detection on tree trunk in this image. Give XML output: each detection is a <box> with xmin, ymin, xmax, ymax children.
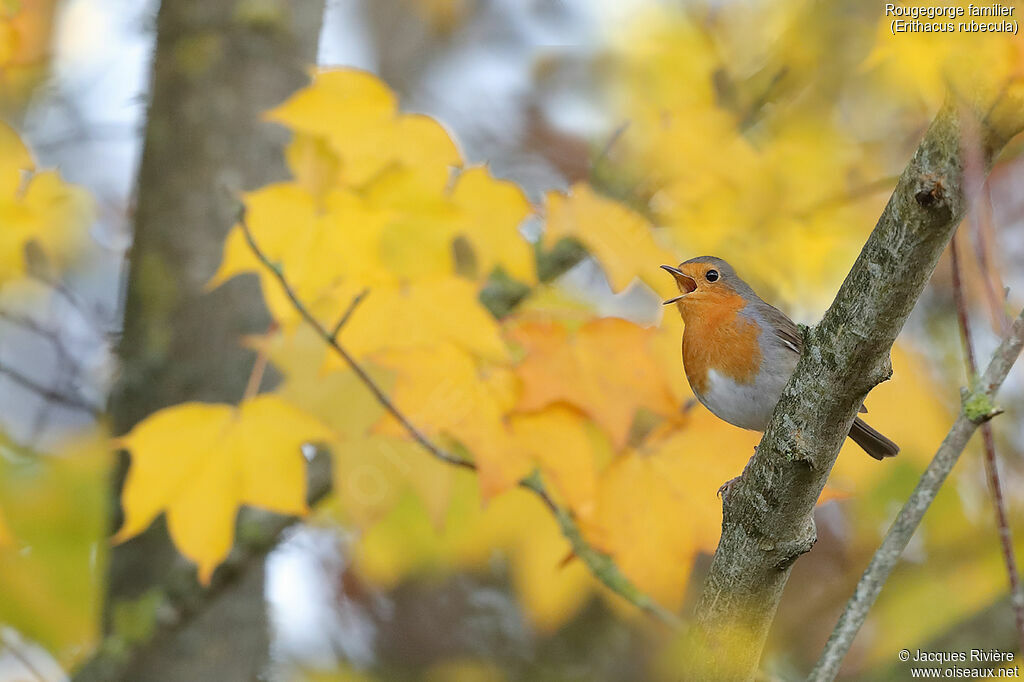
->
<box><xmin>80</xmin><ymin>0</ymin><xmax>325</xmax><ymax>679</ymax></box>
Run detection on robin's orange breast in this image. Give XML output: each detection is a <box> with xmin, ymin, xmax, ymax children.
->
<box><xmin>678</xmin><ymin>290</ymin><xmax>763</xmax><ymax>395</ymax></box>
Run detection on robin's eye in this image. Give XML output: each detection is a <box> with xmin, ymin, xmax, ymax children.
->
<box><xmin>705</xmin><ymin>269</ymin><xmax>719</xmax><ymax>282</ymax></box>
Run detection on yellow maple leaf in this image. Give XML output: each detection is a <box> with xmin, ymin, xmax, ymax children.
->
<box><xmin>0</xmin><ymin>19</ymin><xmax>12</xmax><ymax>66</ymax></box>
<box><xmin>209</xmin><ymin>183</ymin><xmax>395</xmax><ymax>327</ymax></box>
<box><xmin>285</xmin><ymin>132</ymin><xmax>340</xmax><ymax>198</ymax></box>
<box><xmin>323</xmin><ymin>277</ymin><xmax>509</xmax><ymax>366</ymax></box>
<box><xmin>544</xmin><ymin>183</ymin><xmax>678</xmax><ymax>296</ymax></box>
<box><xmin>509</xmin><ymin>407</ymin><xmax>599</xmax><ymax>526</ymax></box>
<box><xmin>115</xmin><ymin>396</ymin><xmax>334</xmax><ymax>583</ymax></box>
<box><xmin>252</xmin><ymin>327</ymin><xmax>459</xmax><ymax>531</ymax></box>
<box><xmin>366</xmin><ymin>168</ymin><xmax>465</xmax><ymax>280</ymax></box>
<box><xmin>450</xmin><ymin>166</ymin><xmax>535</xmax><ymax>283</ymax></box>
<box><xmin>265</xmin><ymin>68</ymin><xmax>397</xmax><ymax>148</ymax></box>
<box><xmin>267</xmin><ymin>69</ymin><xmax>461</xmax><ymax>189</ymax></box>
<box><xmin>358</xmin><ymin>164</ymin><xmax>535</xmax><ymax>283</ymax></box>
<box><xmin>510</xmin><ymin>316</ymin><xmax>680</xmax><ymax>449</ymax></box>
<box><xmin>607</xmin><ymin>5</ymin><xmax>909</xmax><ymax>315</ymax></box>
<box><xmin>502</xmin><ymin>493</ymin><xmax>595</xmax><ymax>631</ymax></box>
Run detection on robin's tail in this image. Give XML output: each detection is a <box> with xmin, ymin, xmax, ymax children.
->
<box><xmin>848</xmin><ymin>417</ymin><xmax>899</xmax><ymax>460</ymax></box>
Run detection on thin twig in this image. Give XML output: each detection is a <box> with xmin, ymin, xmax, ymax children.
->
<box><xmin>239</xmin><ymin>217</ymin><xmax>474</xmax><ymax>471</ymax></box>
<box><xmin>951</xmin><ymin>234</ymin><xmax>978</xmax><ymax>376</ymax></box>
<box><xmin>26</xmin><ymin>270</ymin><xmax>113</xmax><ymax>347</ymax></box>
<box><xmin>0</xmin><ymin>361</ymin><xmax>101</xmax><ymax>416</ymax></box>
<box><xmin>241</xmin><ymin>323</ymin><xmax>275</xmax><ymax>403</ymax></box>
<box><xmin>810</xmin><ymin>307</ymin><xmax>1024</xmax><ymax>680</ymax></box>
<box><xmin>28</xmin><ymin>271</ymin><xmax>88</xmax><ymax>320</ymax></box>
<box><xmin>591</xmin><ymin>121</ymin><xmax>630</xmax><ymax>173</ymax></box>
<box><xmin>329</xmin><ymin>288</ymin><xmax>368</xmax><ymax>340</ymax></box>
<box><xmin>951</xmin><ymin>231</ymin><xmax>1024</xmax><ymax>653</ymax></box>
<box><xmin>0</xmin><ymin>310</ymin><xmax>77</xmax><ymax>368</ymax></box>
<box><xmin>969</xmin><ymin>184</ymin><xmax>1012</xmax><ymax>335</ymax></box>
<box><xmin>236</xmin><ymin>211</ymin><xmax>682</xmax><ymax>628</ymax></box>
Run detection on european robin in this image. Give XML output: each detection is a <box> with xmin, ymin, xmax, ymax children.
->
<box><xmin>661</xmin><ymin>256</ymin><xmax>899</xmax><ymax>460</ymax></box>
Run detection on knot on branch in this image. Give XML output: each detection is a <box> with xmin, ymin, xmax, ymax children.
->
<box><xmin>773</xmin><ymin>522</ymin><xmax>817</xmax><ymax>571</ymax></box>
<box><xmin>780</xmin><ymin>436</ymin><xmax>816</xmax><ymax>470</ymax></box>
<box><xmin>866</xmin><ymin>353</ymin><xmax>894</xmax><ymax>390</ymax></box>
<box><xmin>914</xmin><ymin>174</ymin><xmax>945</xmax><ymax>207</ymax></box>
<box><xmin>913</xmin><ymin>173</ymin><xmax>951</xmax><ymax>215</ymax></box>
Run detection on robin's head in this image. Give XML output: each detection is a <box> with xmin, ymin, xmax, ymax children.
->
<box><xmin>660</xmin><ymin>257</ymin><xmax>751</xmax><ymax>308</ymax></box>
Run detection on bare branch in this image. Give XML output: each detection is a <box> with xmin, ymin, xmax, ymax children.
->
<box><xmin>0</xmin><ymin>309</ymin><xmax>77</xmax><ymax>368</ymax></box>
<box><xmin>950</xmin><ymin>231</ymin><xmax>1024</xmax><ymax>652</ymax></box>
<box><xmin>236</xmin><ymin>211</ymin><xmax>683</xmax><ymax>628</ymax></box>
<box><xmin>811</xmin><ymin>307</ymin><xmax>1024</xmax><ymax>680</ymax></box>
<box><xmin>329</xmin><ymin>288</ymin><xmax>368</xmax><ymax>340</ymax></box>
<box><xmin>0</xmin><ymin>361</ymin><xmax>101</xmax><ymax>416</ymax></box>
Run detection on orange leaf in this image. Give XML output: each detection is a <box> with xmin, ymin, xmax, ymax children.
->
<box><xmin>510</xmin><ymin>317</ymin><xmax>680</xmax><ymax>449</ymax></box>
<box><xmin>374</xmin><ymin>344</ymin><xmax>531</xmax><ymax>500</ymax></box>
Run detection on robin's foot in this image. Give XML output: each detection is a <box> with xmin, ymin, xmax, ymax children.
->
<box><xmin>717</xmin><ymin>475</ymin><xmax>742</xmax><ymax>500</ymax></box>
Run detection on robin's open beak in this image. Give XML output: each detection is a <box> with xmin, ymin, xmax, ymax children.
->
<box><xmin>661</xmin><ymin>265</ymin><xmax>696</xmax><ymax>305</ymax></box>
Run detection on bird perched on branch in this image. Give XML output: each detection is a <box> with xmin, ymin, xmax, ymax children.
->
<box><xmin>661</xmin><ymin>256</ymin><xmax>899</xmax><ymax>460</ymax></box>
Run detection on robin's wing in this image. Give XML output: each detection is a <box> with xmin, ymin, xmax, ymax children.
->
<box><xmin>759</xmin><ymin>303</ymin><xmax>802</xmax><ymax>355</ymax></box>
<box><xmin>760</xmin><ymin>302</ymin><xmax>869</xmax><ymax>414</ymax></box>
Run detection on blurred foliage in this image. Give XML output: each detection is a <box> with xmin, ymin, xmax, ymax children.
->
<box><xmin>0</xmin><ymin>121</ymin><xmax>93</xmax><ymax>283</ymax></box>
<box><xmin>0</xmin><ymin>428</ymin><xmax>109</xmax><ymax>667</ymax></box>
<box><xmin>0</xmin><ymin>122</ymin><xmax>102</xmax><ymax>665</ymax></box>
<box><xmin>607</xmin><ymin>0</ymin><xmax>1023</xmax><ymax>312</ymax></box>
<box><xmin>410</xmin><ymin>0</ymin><xmax>476</xmax><ymax>34</ymax></box>
<box><xmin>2</xmin><ymin>0</ymin><xmax>1023</xmax><ymax>677</ymax></box>
<box><xmin>118</xmin><ymin>54</ymin><xmax>970</xmax><ymax>644</ymax></box>
<box><xmin>0</xmin><ymin>0</ymin><xmax>56</xmax><ymax>108</ymax></box>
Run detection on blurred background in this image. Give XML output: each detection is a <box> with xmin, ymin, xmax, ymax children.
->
<box><xmin>0</xmin><ymin>0</ymin><xmax>1023</xmax><ymax>680</ymax></box>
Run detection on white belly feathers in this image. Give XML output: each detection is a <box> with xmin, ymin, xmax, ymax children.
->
<box><xmin>695</xmin><ymin>366</ymin><xmax>791</xmax><ymax>432</ymax></box>
<box><xmin>696</xmin><ymin>369</ymin><xmax>771</xmax><ymax>431</ymax></box>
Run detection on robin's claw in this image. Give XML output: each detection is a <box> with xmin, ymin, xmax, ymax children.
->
<box><xmin>717</xmin><ymin>475</ymin><xmax>742</xmax><ymax>500</ymax></box>
<box><xmin>718</xmin><ymin>455</ymin><xmax>755</xmax><ymax>501</ymax></box>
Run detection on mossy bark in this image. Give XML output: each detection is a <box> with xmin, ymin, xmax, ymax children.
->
<box><xmin>77</xmin><ymin>0</ymin><xmax>325</xmax><ymax>679</ymax></box>
<box><xmin>687</xmin><ymin>97</ymin><xmax>1024</xmax><ymax>680</ymax></box>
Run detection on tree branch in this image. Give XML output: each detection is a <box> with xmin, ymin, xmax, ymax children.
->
<box><xmin>0</xmin><ymin>360</ymin><xmax>102</xmax><ymax>416</ymax></box>
<box><xmin>329</xmin><ymin>288</ymin><xmax>368</xmax><ymax>340</ymax></box>
<box><xmin>686</xmin><ymin>96</ymin><xmax>1024</xmax><ymax>680</ymax></box>
<box><xmin>950</xmin><ymin>231</ymin><xmax>1024</xmax><ymax>652</ymax></box>
<box><xmin>236</xmin><ymin>212</ymin><xmax>683</xmax><ymax>628</ymax></box>
<box><xmin>810</xmin><ymin>306</ymin><xmax>1024</xmax><ymax>680</ymax></box>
